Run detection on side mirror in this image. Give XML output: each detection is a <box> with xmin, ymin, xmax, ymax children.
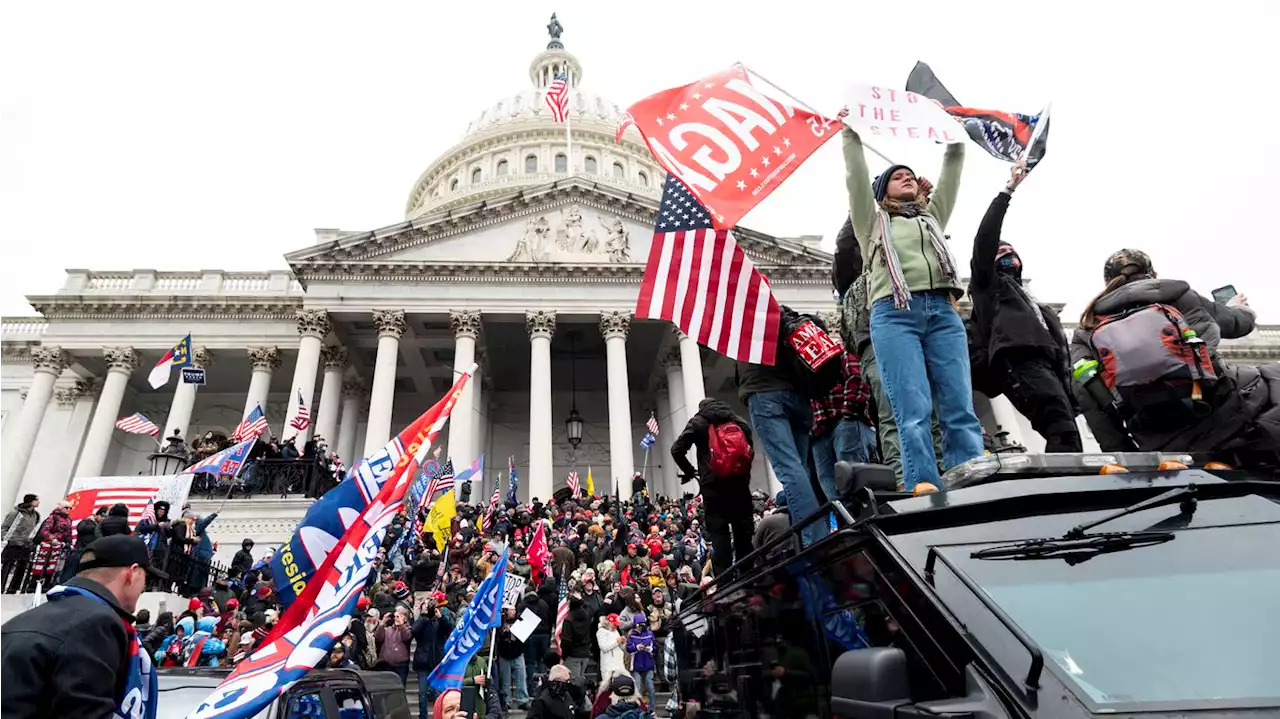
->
<box><xmin>831</xmin><ymin>647</ymin><xmax>911</xmax><ymax>718</ymax></box>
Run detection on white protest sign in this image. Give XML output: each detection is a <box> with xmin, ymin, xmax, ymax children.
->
<box><xmin>64</xmin><ymin>474</ymin><xmax>194</xmax><ymax>525</ymax></box>
<box><xmin>842</xmin><ymin>84</ymin><xmax>963</xmax><ymax>144</ymax></box>
<box><xmin>503</xmin><ymin>574</ymin><xmax>528</xmax><ymax>609</ymax></box>
<box><xmin>510</xmin><ymin>607</ymin><xmax>541</xmax><ymax>643</ymax></box>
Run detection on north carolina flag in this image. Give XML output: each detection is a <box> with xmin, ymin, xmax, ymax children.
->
<box><xmin>148</xmin><ymin>334</ymin><xmax>193</xmax><ymax>389</ymax></box>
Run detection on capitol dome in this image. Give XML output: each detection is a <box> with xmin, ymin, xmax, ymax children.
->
<box><xmin>404</xmin><ymin>20</ymin><xmax>663</xmax><ymax>219</ymax></box>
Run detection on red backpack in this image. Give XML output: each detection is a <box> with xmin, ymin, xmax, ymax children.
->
<box><xmin>707</xmin><ymin>422</ymin><xmax>753</xmax><ymax>479</ymax></box>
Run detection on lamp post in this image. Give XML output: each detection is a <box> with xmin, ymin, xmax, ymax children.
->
<box><xmin>565</xmin><ymin>332</ymin><xmax>584</xmax><ymax>474</ymax></box>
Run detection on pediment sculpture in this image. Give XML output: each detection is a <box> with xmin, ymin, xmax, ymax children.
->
<box><xmin>506</xmin><ymin>204</ymin><xmax>631</xmax><ymax>263</ymax></box>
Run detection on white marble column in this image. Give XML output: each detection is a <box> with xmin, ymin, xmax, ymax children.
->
<box><xmin>337</xmin><ymin>380</ymin><xmax>363</xmax><ymax>466</ymax></box>
<box><xmin>314</xmin><ymin>346</ymin><xmax>348</xmax><ymax>448</ymax></box>
<box><xmin>663</xmin><ymin>349</ymin><xmax>693</xmax><ymax>487</ymax></box>
<box><xmin>162</xmin><ymin>347</ymin><xmax>211</xmax><ymax>443</ymax></box>
<box><xmin>364</xmin><ymin>309</ymin><xmax>406</xmax><ymax>456</ymax></box>
<box><xmin>2</xmin><ymin>347</ymin><xmax>68</xmax><ymax>509</ymax></box>
<box><xmin>601</xmin><ymin>311</ymin><xmax>636</xmax><ymax>500</ymax></box>
<box><xmin>75</xmin><ymin>346</ymin><xmax>140</xmax><ymax>478</ymax></box>
<box><xmin>473</xmin><ymin>350</ymin><xmax>487</xmax><ymax>468</ymax></box>
<box><xmin>284</xmin><ymin>310</ymin><xmax>329</xmax><ymax>443</ymax></box>
<box><xmin>675</xmin><ymin>328</ymin><xmax>707</xmax><ymax>413</ymax></box>
<box><xmin>526</xmin><ymin>310</ymin><xmax>556</xmax><ymax>503</ymax></box>
<box><xmin>243</xmin><ymin>346</ymin><xmax>281</xmax><ymax>419</ymax></box>
<box><xmin>656</xmin><ymin>386</ymin><xmax>678</xmax><ymax>499</ymax></box>
<box><xmin>448</xmin><ymin>310</ymin><xmax>481</xmax><ymax>463</ymax></box>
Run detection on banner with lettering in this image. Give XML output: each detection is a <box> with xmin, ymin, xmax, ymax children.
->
<box><xmin>64</xmin><ymin>475</ymin><xmax>193</xmax><ymax>527</ymax></box>
<box><xmin>841</xmin><ymin>83</ymin><xmax>964</xmax><ymax>144</ymax></box>
<box><xmin>618</xmin><ymin>63</ymin><xmax>841</xmax><ymax>230</ymax></box>
<box><xmin>428</xmin><ymin>547</ymin><xmax>509</xmax><ymax>690</ymax></box>
<box><xmin>190</xmin><ymin>367</ymin><xmax>474</xmax><ymax>719</ymax></box>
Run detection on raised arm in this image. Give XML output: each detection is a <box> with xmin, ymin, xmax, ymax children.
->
<box><xmin>841</xmin><ymin>124</ymin><xmax>877</xmax><ymax>254</ymax></box>
<box><xmin>971</xmin><ymin>161</ymin><xmax>1027</xmax><ymax>289</ymax></box>
<box><xmin>929</xmin><ymin>142</ymin><xmax>966</xmax><ymax>230</ymax></box>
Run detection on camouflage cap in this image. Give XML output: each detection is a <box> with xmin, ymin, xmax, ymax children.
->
<box><xmin>1103</xmin><ymin>248</ymin><xmax>1154</xmax><ymax>282</ymax></box>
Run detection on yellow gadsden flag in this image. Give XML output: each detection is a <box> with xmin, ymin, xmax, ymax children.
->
<box><xmin>586</xmin><ymin>466</ymin><xmax>595</xmax><ymax>497</ymax></box>
<box><xmin>424</xmin><ymin>489</ymin><xmax>457</xmax><ymax>551</ymax></box>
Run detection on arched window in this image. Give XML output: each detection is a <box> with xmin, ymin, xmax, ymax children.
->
<box><xmin>555</xmin><ymin>154</ymin><xmax>567</xmax><ymax>173</ymax></box>
<box><xmin>584</xmin><ymin>156</ymin><xmax>598</xmax><ymax>174</ymax></box>
<box><xmin>637</xmin><ymin>171</ymin><xmax>648</xmax><ymax>187</ymax></box>
<box><xmin>525</xmin><ymin>155</ymin><xmax>538</xmax><ymax>173</ymax></box>
<box><xmin>450</xmin><ymin>178</ymin><xmax>459</xmax><ymax>192</ymax></box>
<box><xmin>471</xmin><ymin>168</ymin><xmax>482</xmax><ymax>184</ymax></box>
<box><xmin>612</xmin><ymin>162</ymin><xmax>625</xmax><ymax>180</ymax></box>
<box><xmin>496</xmin><ymin>160</ymin><xmax>509</xmax><ymax>176</ymax></box>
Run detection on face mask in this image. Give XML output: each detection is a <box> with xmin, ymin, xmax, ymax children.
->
<box><xmin>997</xmin><ymin>255</ymin><xmax>1020</xmax><ymax>272</ymax></box>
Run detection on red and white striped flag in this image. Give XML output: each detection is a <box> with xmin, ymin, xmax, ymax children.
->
<box><xmin>232</xmin><ymin>404</ymin><xmax>269</xmax><ymax>442</ymax></box>
<box><xmin>115</xmin><ymin>412</ymin><xmax>160</xmax><ymax>437</ymax></box>
<box><xmin>545</xmin><ymin>72</ymin><xmax>569</xmax><ymax>123</ymax></box>
<box><xmin>566</xmin><ymin>470</ymin><xmax>581</xmax><ymax>498</ymax></box>
<box><xmin>136</xmin><ymin>499</ymin><xmax>157</xmax><ymax>528</ymax></box>
<box><xmin>289</xmin><ymin>388</ymin><xmax>311</xmax><ymax>431</ymax></box>
<box><xmin>483</xmin><ymin>483</ymin><xmax>502</xmax><ymax>532</ymax></box>
<box><xmin>636</xmin><ymin>175</ymin><xmax>781</xmax><ymax>365</ymax></box>
<box><xmin>66</xmin><ymin>484</ymin><xmax>160</xmax><ymax>528</ymax></box>
<box><xmin>646</xmin><ymin>414</ymin><xmax>660</xmax><ymax>436</ymax></box>
<box><xmin>552</xmin><ymin>578</ymin><xmax>570</xmax><ymax>654</ymax></box>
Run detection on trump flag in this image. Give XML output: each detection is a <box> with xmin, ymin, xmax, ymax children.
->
<box><xmin>189</xmin><ymin>366</ymin><xmax>475</xmax><ymax>719</ymax></box>
<box><xmin>428</xmin><ymin>547</ymin><xmax>509</xmax><ymax>690</ymax></box>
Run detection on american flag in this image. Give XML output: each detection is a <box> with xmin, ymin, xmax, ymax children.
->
<box><xmin>635</xmin><ymin>175</ymin><xmax>781</xmax><ymax>365</ymax></box>
<box><xmin>288</xmin><ymin>388</ymin><xmax>311</xmax><ymax>431</ymax></box>
<box><xmin>424</xmin><ymin>459</ymin><xmax>455</xmax><ymax>503</ymax></box>
<box><xmin>566</xmin><ymin>470</ymin><xmax>580</xmax><ymax>498</ymax></box>
<box><xmin>136</xmin><ymin>499</ymin><xmax>157</xmax><ymax>528</ymax></box>
<box><xmin>647</xmin><ymin>414</ymin><xmax>660</xmax><ymax>436</ymax></box>
<box><xmin>545</xmin><ymin>72</ymin><xmax>569</xmax><ymax>123</ymax></box>
<box><xmin>115</xmin><ymin>412</ymin><xmax>160</xmax><ymax>437</ymax></box>
<box><xmin>483</xmin><ymin>483</ymin><xmax>502</xmax><ymax>533</ymax></box>
<box><xmin>232</xmin><ymin>404</ymin><xmax>269</xmax><ymax>442</ymax></box>
<box><xmin>552</xmin><ymin>577</ymin><xmax>570</xmax><ymax>654</ymax></box>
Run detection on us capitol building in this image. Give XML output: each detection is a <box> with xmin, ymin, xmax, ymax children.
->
<box><xmin>3</xmin><ymin>21</ymin><xmax>1277</xmax><ymax>559</ymax></box>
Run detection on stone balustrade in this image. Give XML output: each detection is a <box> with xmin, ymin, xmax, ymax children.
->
<box><xmin>60</xmin><ymin>269</ymin><xmax>304</xmax><ymax>296</ymax></box>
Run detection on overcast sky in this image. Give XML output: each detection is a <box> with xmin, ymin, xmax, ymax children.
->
<box><xmin>2</xmin><ymin>2</ymin><xmax>1276</xmax><ymax>322</ymax></box>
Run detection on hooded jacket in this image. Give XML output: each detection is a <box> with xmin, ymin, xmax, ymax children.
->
<box><xmin>185</xmin><ymin>616</ymin><xmax>226</xmax><ymax>666</ymax></box>
<box><xmin>833</xmin><ymin>217</ymin><xmax>873</xmax><ymax>355</ymax></box>
<box><xmin>968</xmin><ymin>192</ymin><xmax>1070</xmax><ymax>372</ymax></box>
<box><xmin>1070</xmin><ymin>277</ymin><xmax>1271</xmax><ymax>453</ymax></box>
<box><xmin>625</xmin><ymin>625</ymin><xmax>656</xmax><ymax>673</ymax></box>
<box><xmin>670</xmin><ymin>398</ymin><xmax>754</xmax><ymax>486</ymax></box>
<box><xmin>558</xmin><ymin>598</ymin><xmax>594</xmax><ymax>658</ymax></box>
<box><xmin>2</xmin><ymin>504</ymin><xmax>41</xmax><ymax>546</ymax></box>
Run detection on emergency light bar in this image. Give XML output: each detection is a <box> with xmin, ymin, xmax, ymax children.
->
<box><xmin>943</xmin><ymin>451</ymin><xmax>1199</xmax><ymax>489</ymax></box>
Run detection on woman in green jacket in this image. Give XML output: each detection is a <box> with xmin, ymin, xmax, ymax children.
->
<box><xmin>839</xmin><ymin>115</ymin><xmax>984</xmax><ymax>490</ymax></box>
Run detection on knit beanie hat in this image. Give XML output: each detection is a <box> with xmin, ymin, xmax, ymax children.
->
<box><xmin>872</xmin><ymin>164</ymin><xmax>914</xmax><ymax>202</ymax></box>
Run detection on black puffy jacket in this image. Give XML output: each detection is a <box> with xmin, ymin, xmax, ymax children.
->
<box><xmin>670</xmin><ymin>398</ymin><xmax>754</xmax><ymax>486</ymax></box>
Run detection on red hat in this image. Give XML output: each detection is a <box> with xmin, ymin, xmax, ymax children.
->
<box><xmin>658</xmin><ymin>558</ymin><xmax>668</xmax><ymax>568</ymax></box>
<box><xmin>606</xmin><ymin>613</ymin><xmax>621</xmax><ymax>626</ymax></box>
<box><xmin>226</xmin><ymin>598</ymin><xmax>239</xmax><ymax>609</ymax></box>
<box><xmin>357</xmin><ymin>596</ymin><xmax>371</xmax><ymax>611</ymax></box>
<box><xmin>431</xmin><ymin>590</ymin><xmax>448</xmax><ymax>604</ymax></box>
<box><xmin>188</xmin><ymin>598</ymin><xmax>202</xmax><ymax>611</ymax></box>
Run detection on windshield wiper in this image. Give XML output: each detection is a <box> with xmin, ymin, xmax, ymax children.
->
<box><xmin>971</xmin><ymin>486</ymin><xmax>1196</xmax><ymax>562</ymax></box>
<box><xmin>970</xmin><ymin>530</ymin><xmax>1175</xmax><ymax>561</ymax></box>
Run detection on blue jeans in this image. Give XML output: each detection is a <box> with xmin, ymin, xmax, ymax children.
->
<box><xmin>418</xmin><ymin>671</ymin><xmax>438</xmax><ymax>719</ymax></box>
<box><xmin>635</xmin><ymin>669</ymin><xmax>656</xmax><ymax>709</ymax></box>
<box><xmin>498</xmin><ymin>655</ymin><xmax>529</xmax><ymax>708</ymax></box>
<box><xmin>812</xmin><ymin>419</ymin><xmax>878</xmax><ymax>500</ymax></box>
<box><xmin>748</xmin><ymin>390</ymin><xmax>826</xmax><ymax>546</ymax></box>
<box><xmin>870</xmin><ymin>294</ymin><xmax>984</xmax><ymax>490</ymax></box>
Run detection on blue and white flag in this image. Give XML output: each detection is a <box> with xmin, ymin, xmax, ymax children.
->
<box><xmin>428</xmin><ymin>547</ymin><xmax>509</xmax><ymax>690</ymax></box>
<box><xmin>640</xmin><ymin>433</ymin><xmax>656</xmax><ymax>449</ymax></box>
<box><xmin>186</xmin><ymin>438</ymin><xmax>256</xmax><ymax>478</ymax></box>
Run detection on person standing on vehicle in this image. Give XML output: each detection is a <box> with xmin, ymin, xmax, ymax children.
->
<box><xmin>968</xmin><ymin>160</ymin><xmax>1081</xmax><ymax>452</ymax></box>
<box><xmin>670</xmin><ymin>398</ymin><xmax>755</xmax><ymax>576</ymax></box>
<box><xmin>1</xmin><ymin>535</ymin><xmax>159</xmax><ymax>719</ymax></box>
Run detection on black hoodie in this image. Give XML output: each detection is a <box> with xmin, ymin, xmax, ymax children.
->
<box><xmin>670</xmin><ymin>398</ymin><xmax>754</xmax><ymax>486</ymax></box>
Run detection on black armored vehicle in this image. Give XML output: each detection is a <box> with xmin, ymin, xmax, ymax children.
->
<box><xmin>672</xmin><ymin>453</ymin><xmax>1279</xmax><ymax>719</ymax></box>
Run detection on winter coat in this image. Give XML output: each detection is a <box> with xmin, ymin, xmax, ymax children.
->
<box><xmin>374</xmin><ymin>622</ymin><xmax>412</xmax><ymax>666</ymax></box>
<box><xmin>411</xmin><ymin>611</ymin><xmax>454</xmax><ymax>671</ymax></box>
<box><xmin>184</xmin><ymin>617</ymin><xmax>226</xmax><ymax>666</ymax></box>
<box><xmin>2</xmin><ymin>505</ymin><xmax>41</xmax><ymax>546</ymax></box>
<box><xmin>528</xmin><ymin>680</ymin><xmax>583</xmax><ymax>719</ymax></box>
<box><xmin>1071</xmin><ymin>277</ymin><xmax>1273</xmax><ymax>454</ymax></box>
<box><xmin>735</xmin><ymin>352</ymin><xmax>798</xmax><ymax>404</ymax></box>
<box><xmin>597</xmin><ymin>625</ymin><xmax>629</xmax><ymax>682</ymax></box>
<box><xmin>670</xmin><ymin>398</ymin><xmax>754</xmax><ymax>486</ymax></box>
<box><xmin>230</xmin><ymin>548</ymin><xmax>254</xmax><ymax>577</ymax></box>
<box><xmin>525</xmin><ymin>591</ymin><xmax>553</xmax><ymax>637</ymax></box>
<box><xmin>462</xmin><ymin>653</ymin><xmax>490</xmax><ymax>719</ymax></box>
<box><xmin>35</xmin><ymin>508</ymin><xmax>73</xmax><ymax>548</ymax></box>
<box><xmin>98</xmin><ymin>513</ymin><xmax>132</xmax><ymax>538</ymax></box>
<box><xmin>843</xmin><ymin>128</ymin><xmax>965</xmax><ymax>306</ymax></box>
<box><xmin>191</xmin><ymin>513</ymin><xmax>218</xmax><ymax>560</ymax></box>
<box><xmin>559</xmin><ymin>605</ymin><xmax>594</xmax><ymax>659</ymax></box>
<box><xmin>625</xmin><ymin>627</ymin><xmax>656</xmax><ymax>673</ymax></box>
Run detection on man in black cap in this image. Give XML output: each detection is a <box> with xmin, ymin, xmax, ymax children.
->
<box><xmin>601</xmin><ymin>674</ymin><xmax>652</xmax><ymax>719</ymax></box>
<box><xmin>2</xmin><ymin>535</ymin><xmax>161</xmax><ymax>719</ymax></box>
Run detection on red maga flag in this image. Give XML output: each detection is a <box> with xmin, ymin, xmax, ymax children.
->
<box><xmin>619</xmin><ymin>64</ymin><xmax>840</xmax><ymax>230</ymax></box>
<box><xmin>636</xmin><ymin>175</ymin><xmax>781</xmax><ymax>365</ymax></box>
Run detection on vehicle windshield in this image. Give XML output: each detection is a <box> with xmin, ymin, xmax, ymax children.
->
<box><xmin>948</xmin><ymin>522</ymin><xmax>1280</xmax><ymax>708</ymax></box>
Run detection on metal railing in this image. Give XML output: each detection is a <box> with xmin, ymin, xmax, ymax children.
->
<box><xmin>190</xmin><ymin>457</ymin><xmax>338</xmax><ymax>500</ymax></box>
<box><xmin>0</xmin><ymin>542</ymin><xmax>231</xmax><ymax>598</ymax></box>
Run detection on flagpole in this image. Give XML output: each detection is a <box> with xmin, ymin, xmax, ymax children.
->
<box><xmin>743</xmin><ymin>66</ymin><xmax>895</xmax><ymax>165</ymax></box>
<box><xmin>565</xmin><ymin>99</ymin><xmax>573</xmax><ymax>174</ymax></box>
<box><xmin>1020</xmin><ymin>101</ymin><xmax>1052</xmax><ymax>163</ymax></box>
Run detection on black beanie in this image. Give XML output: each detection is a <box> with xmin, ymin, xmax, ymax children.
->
<box><xmin>872</xmin><ymin>164</ymin><xmax>914</xmax><ymax>202</ymax></box>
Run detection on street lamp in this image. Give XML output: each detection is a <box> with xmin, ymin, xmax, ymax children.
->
<box><xmin>565</xmin><ymin>407</ymin><xmax>584</xmax><ymax>448</ymax></box>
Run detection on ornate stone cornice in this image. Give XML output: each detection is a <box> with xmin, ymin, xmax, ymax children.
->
<box><xmin>600</xmin><ymin>310</ymin><xmax>631</xmax><ymax>340</ymax></box>
<box><xmin>296</xmin><ymin>309</ymin><xmax>331</xmax><ymax>339</ymax></box>
<box><xmin>288</xmin><ymin>260</ymin><xmax>830</xmax><ymax>286</ymax></box>
<box><xmin>372</xmin><ymin>309</ymin><xmax>407</xmax><ymax>339</ymax></box>
<box><xmin>342</xmin><ymin>379</ymin><xmax>366</xmax><ymax>399</ymax></box>
<box><xmin>26</xmin><ymin>297</ymin><xmax>302</xmax><ymax>320</ymax></box>
<box><xmin>248</xmin><ymin>346</ymin><xmax>282</xmax><ymax>371</ymax></box>
<box><xmin>321</xmin><ymin>345</ymin><xmax>350</xmax><ymax>371</ymax></box>
<box><xmin>191</xmin><ymin>347</ymin><xmax>213</xmax><ymax>369</ymax></box>
<box><xmin>103</xmin><ymin>346</ymin><xmax>140</xmax><ymax>372</ymax></box>
<box><xmin>31</xmin><ymin>345</ymin><xmax>68</xmax><ymax>375</ymax></box>
<box><xmin>54</xmin><ymin>382</ymin><xmax>89</xmax><ymax>408</ymax></box>
<box><xmin>2</xmin><ymin>346</ymin><xmax>32</xmax><ymax>364</ymax></box>
<box><xmin>449</xmin><ymin>310</ymin><xmax>483</xmax><ymax>339</ymax></box>
<box><xmin>661</xmin><ymin>348</ymin><xmax>682</xmax><ymax>371</ymax></box>
<box><xmin>526</xmin><ymin>310</ymin><xmax>556</xmax><ymax>339</ymax></box>
<box><xmin>670</xmin><ymin>326</ymin><xmax>687</xmax><ymax>343</ymax></box>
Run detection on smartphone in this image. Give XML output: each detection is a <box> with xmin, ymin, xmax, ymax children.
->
<box><xmin>1212</xmin><ymin>285</ymin><xmax>1238</xmax><ymax>304</ymax></box>
<box><xmin>460</xmin><ymin>687</ymin><xmax>478</xmax><ymax>716</ymax></box>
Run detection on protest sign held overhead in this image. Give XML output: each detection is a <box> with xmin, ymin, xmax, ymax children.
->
<box><xmin>619</xmin><ymin>63</ymin><xmax>841</xmax><ymax>230</ymax></box>
<box><xmin>841</xmin><ymin>83</ymin><xmax>963</xmax><ymax>144</ymax></box>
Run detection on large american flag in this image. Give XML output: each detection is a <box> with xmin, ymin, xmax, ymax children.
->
<box><xmin>566</xmin><ymin>470</ymin><xmax>581</xmax><ymax>498</ymax></box>
<box><xmin>115</xmin><ymin>412</ymin><xmax>160</xmax><ymax>437</ymax></box>
<box><xmin>552</xmin><ymin>578</ymin><xmax>570</xmax><ymax>654</ymax></box>
<box><xmin>483</xmin><ymin>483</ymin><xmax>502</xmax><ymax>533</ymax></box>
<box><xmin>232</xmin><ymin>404</ymin><xmax>269</xmax><ymax>442</ymax></box>
<box><xmin>545</xmin><ymin>72</ymin><xmax>569</xmax><ymax>123</ymax></box>
<box><xmin>636</xmin><ymin>175</ymin><xmax>781</xmax><ymax>365</ymax></box>
<box><xmin>288</xmin><ymin>388</ymin><xmax>311</xmax><ymax>431</ymax></box>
